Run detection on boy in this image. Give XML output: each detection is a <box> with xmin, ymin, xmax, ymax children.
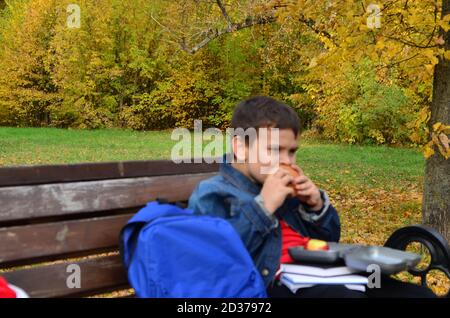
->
<box><xmin>188</xmin><ymin>96</ymin><xmax>434</xmax><ymax>298</ymax></box>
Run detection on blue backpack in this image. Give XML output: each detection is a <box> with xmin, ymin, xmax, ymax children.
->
<box><xmin>119</xmin><ymin>200</ymin><xmax>267</xmax><ymax>298</ymax></box>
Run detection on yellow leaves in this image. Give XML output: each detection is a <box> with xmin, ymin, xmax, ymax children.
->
<box><xmin>424</xmin><ymin>122</ymin><xmax>450</xmax><ymax>159</ymax></box>
<box><xmin>368</xmin><ymin>129</ymin><xmax>386</xmax><ymax>144</ymax></box>
<box><xmin>425</xmin><ymin>63</ymin><xmax>435</xmax><ymax>75</ymax></box>
<box><xmin>335</xmin><ymin>184</ymin><xmax>423</xmax><ymax>246</ymax></box>
<box><xmin>439</xmin><ymin>133</ymin><xmax>449</xmax><ymax>150</ymax></box>
<box><xmin>433</xmin><ymin>122</ymin><xmax>442</xmax><ymax>131</ymax></box>
<box><xmin>423</xmin><ymin>48</ymin><xmax>439</xmax><ymax>66</ymax></box>
<box><xmin>422</xmin><ymin>48</ymin><xmax>439</xmax><ymax>75</ymax></box>
<box><xmin>308</xmin><ymin>57</ymin><xmax>318</xmax><ymax>68</ymax></box>
<box><xmin>318</xmin><ymin>35</ymin><xmax>336</xmax><ymax>51</ymax></box>
<box><xmin>444</xmin><ymin>50</ymin><xmax>450</xmax><ymax>61</ymax></box>
<box><xmin>433</xmin><ymin>122</ymin><xmax>450</xmax><ymax>135</ymax></box>
<box><xmin>375</xmin><ymin>39</ymin><xmax>385</xmax><ymax>50</ymax></box>
<box><xmin>408</xmin><ymin>107</ymin><xmax>430</xmax><ymax>145</ymax></box>
<box><xmin>434</xmin><ymin>125</ymin><xmax>450</xmax><ymax>159</ymax></box>
<box><xmin>433</xmin><ymin>135</ymin><xmax>449</xmax><ymax>159</ymax></box>
<box><xmin>418</xmin><ymin>108</ymin><xmax>431</xmax><ymax>124</ymax></box>
<box><xmin>438</xmin><ymin>14</ymin><xmax>450</xmax><ymax>32</ymax></box>
<box><xmin>410</xmin><ymin>132</ymin><xmax>423</xmax><ymax>144</ymax></box>
<box><xmin>442</xmin><ymin>14</ymin><xmax>450</xmax><ymax>23</ymax></box>
<box><xmin>423</xmin><ymin>143</ymin><xmax>435</xmax><ymax>159</ymax></box>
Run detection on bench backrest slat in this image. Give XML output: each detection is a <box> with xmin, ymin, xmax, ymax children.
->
<box><xmin>0</xmin><ymin>173</ymin><xmax>216</xmax><ymax>223</ymax></box>
<box><xmin>0</xmin><ymin>159</ymin><xmax>220</xmax><ymax>187</ymax></box>
<box><xmin>0</xmin><ymin>160</ymin><xmax>220</xmax><ymax>297</ymax></box>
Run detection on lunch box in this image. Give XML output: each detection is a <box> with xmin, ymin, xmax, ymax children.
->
<box><xmin>288</xmin><ymin>243</ymin><xmax>421</xmax><ymax>275</ymax></box>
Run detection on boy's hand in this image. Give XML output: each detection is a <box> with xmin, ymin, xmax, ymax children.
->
<box><xmin>290</xmin><ymin>164</ymin><xmax>324</xmax><ymax>211</ymax></box>
<box><xmin>260</xmin><ymin>168</ymin><xmax>295</xmax><ymax>214</ymax></box>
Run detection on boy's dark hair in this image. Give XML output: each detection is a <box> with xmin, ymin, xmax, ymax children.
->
<box><xmin>231</xmin><ymin>96</ymin><xmax>301</xmax><ymax>137</ymax></box>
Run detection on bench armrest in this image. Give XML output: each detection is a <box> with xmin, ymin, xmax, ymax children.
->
<box><xmin>384</xmin><ymin>224</ymin><xmax>450</xmax><ymax>297</ymax></box>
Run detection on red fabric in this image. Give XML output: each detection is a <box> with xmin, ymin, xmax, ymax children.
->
<box><xmin>0</xmin><ymin>276</ymin><xmax>16</xmax><ymax>298</ymax></box>
<box><xmin>280</xmin><ymin>220</ymin><xmax>310</xmax><ymax>264</ymax></box>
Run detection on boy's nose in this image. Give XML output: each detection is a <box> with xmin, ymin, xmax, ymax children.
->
<box><xmin>279</xmin><ymin>153</ymin><xmax>294</xmax><ymax>165</ymax></box>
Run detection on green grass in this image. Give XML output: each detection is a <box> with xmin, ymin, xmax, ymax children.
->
<box><xmin>0</xmin><ymin>127</ymin><xmax>425</xmax><ymax>189</ymax></box>
<box><xmin>297</xmin><ymin>141</ymin><xmax>425</xmax><ymax>190</ymax></box>
<box><xmin>0</xmin><ymin>127</ymin><xmax>176</xmax><ymax>165</ymax></box>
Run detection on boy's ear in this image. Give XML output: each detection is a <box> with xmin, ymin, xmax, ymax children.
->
<box><xmin>232</xmin><ymin>135</ymin><xmax>248</xmax><ymax>163</ymax></box>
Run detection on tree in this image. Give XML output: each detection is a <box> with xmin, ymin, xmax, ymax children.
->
<box><xmin>0</xmin><ymin>0</ymin><xmax>61</xmax><ymax>126</ymax></box>
<box><xmin>423</xmin><ymin>0</ymin><xmax>450</xmax><ymax>241</ymax></box>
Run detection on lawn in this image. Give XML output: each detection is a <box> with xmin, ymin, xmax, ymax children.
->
<box><xmin>0</xmin><ymin>126</ymin><xmax>426</xmax><ymax>245</ymax></box>
<box><xmin>2</xmin><ymin>127</ymin><xmax>446</xmax><ymax>295</ymax></box>
<box><xmin>0</xmin><ymin>127</ymin><xmax>424</xmax><ymax>188</ymax></box>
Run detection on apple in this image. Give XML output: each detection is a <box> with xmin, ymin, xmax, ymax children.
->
<box><xmin>279</xmin><ymin>163</ymin><xmax>300</xmax><ymax>192</ymax></box>
<box><xmin>306</xmin><ymin>239</ymin><xmax>329</xmax><ymax>251</ymax></box>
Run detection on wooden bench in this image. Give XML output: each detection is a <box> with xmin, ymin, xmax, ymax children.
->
<box><xmin>0</xmin><ymin>159</ymin><xmax>448</xmax><ymax>297</ymax></box>
<box><xmin>0</xmin><ymin>160</ymin><xmax>218</xmax><ymax>297</ymax></box>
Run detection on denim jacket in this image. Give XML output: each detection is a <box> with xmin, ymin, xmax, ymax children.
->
<box><xmin>188</xmin><ymin>154</ymin><xmax>341</xmax><ymax>287</ymax></box>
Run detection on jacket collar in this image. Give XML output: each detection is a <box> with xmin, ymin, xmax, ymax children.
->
<box><xmin>220</xmin><ymin>153</ymin><xmax>262</xmax><ymax>196</ymax></box>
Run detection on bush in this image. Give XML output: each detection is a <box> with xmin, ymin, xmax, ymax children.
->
<box><xmin>321</xmin><ymin>60</ymin><xmax>413</xmax><ymax>145</ymax></box>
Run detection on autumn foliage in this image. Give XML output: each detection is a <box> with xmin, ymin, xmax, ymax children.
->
<box><xmin>0</xmin><ymin>0</ymin><xmax>449</xmax><ymax>151</ymax></box>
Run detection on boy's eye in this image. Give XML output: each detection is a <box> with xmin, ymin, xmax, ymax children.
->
<box><xmin>268</xmin><ymin>147</ymin><xmax>280</xmax><ymax>153</ymax></box>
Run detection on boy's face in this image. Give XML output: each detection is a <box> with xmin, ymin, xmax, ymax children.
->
<box><xmin>233</xmin><ymin>128</ymin><xmax>299</xmax><ymax>185</ymax></box>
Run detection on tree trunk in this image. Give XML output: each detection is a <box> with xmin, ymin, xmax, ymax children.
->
<box><xmin>423</xmin><ymin>0</ymin><xmax>450</xmax><ymax>241</ymax></box>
